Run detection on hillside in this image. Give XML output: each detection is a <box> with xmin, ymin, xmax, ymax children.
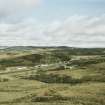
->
<box><xmin>0</xmin><ymin>46</ymin><xmax>105</xmax><ymax>105</ymax></box>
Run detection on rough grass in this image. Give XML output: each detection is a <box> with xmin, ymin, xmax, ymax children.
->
<box><xmin>0</xmin><ymin>47</ymin><xmax>105</xmax><ymax>105</ymax></box>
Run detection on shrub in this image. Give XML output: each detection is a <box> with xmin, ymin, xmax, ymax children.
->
<box><xmin>27</xmin><ymin>73</ymin><xmax>82</xmax><ymax>84</ymax></box>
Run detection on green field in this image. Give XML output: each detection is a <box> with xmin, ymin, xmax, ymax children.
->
<box><xmin>0</xmin><ymin>46</ymin><xmax>105</xmax><ymax>105</ymax></box>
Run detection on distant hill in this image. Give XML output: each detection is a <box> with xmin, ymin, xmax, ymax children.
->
<box><xmin>0</xmin><ymin>46</ymin><xmax>105</xmax><ymax>53</ymax></box>
<box><xmin>0</xmin><ymin>51</ymin><xmax>72</xmax><ymax>67</ymax></box>
<box><xmin>0</xmin><ymin>46</ymin><xmax>105</xmax><ymax>68</ymax></box>
<box><xmin>1</xmin><ymin>46</ymin><xmax>105</xmax><ymax>55</ymax></box>
<box><xmin>0</xmin><ymin>46</ymin><xmax>9</xmax><ymax>49</ymax></box>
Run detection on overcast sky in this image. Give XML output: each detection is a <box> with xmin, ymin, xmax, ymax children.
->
<box><xmin>0</xmin><ymin>0</ymin><xmax>105</xmax><ymax>47</ymax></box>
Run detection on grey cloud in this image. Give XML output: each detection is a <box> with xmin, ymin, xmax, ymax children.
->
<box><xmin>0</xmin><ymin>15</ymin><xmax>105</xmax><ymax>47</ymax></box>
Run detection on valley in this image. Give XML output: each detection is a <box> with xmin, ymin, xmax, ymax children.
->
<box><xmin>0</xmin><ymin>46</ymin><xmax>105</xmax><ymax>105</ymax></box>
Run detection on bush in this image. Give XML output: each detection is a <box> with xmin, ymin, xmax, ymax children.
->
<box><xmin>0</xmin><ymin>77</ymin><xmax>9</xmax><ymax>82</ymax></box>
<box><xmin>31</xmin><ymin>95</ymin><xmax>70</xmax><ymax>102</ymax></box>
<box><xmin>27</xmin><ymin>73</ymin><xmax>82</xmax><ymax>84</ymax></box>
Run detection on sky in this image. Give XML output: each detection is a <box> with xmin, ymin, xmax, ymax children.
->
<box><xmin>0</xmin><ymin>0</ymin><xmax>105</xmax><ymax>47</ymax></box>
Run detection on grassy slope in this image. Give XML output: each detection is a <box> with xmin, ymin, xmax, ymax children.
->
<box><xmin>0</xmin><ymin>47</ymin><xmax>105</xmax><ymax>105</ymax></box>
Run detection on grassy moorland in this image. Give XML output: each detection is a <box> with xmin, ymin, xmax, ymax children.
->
<box><xmin>0</xmin><ymin>46</ymin><xmax>105</xmax><ymax>105</ymax></box>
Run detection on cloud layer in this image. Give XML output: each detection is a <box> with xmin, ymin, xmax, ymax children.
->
<box><xmin>0</xmin><ymin>14</ymin><xmax>105</xmax><ymax>47</ymax></box>
<box><xmin>0</xmin><ymin>0</ymin><xmax>40</xmax><ymax>18</ymax></box>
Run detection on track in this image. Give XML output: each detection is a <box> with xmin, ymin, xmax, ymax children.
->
<box><xmin>0</xmin><ymin>68</ymin><xmax>37</xmax><ymax>75</ymax></box>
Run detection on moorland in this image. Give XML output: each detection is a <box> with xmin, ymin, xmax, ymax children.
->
<box><xmin>0</xmin><ymin>46</ymin><xmax>105</xmax><ymax>105</ymax></box>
